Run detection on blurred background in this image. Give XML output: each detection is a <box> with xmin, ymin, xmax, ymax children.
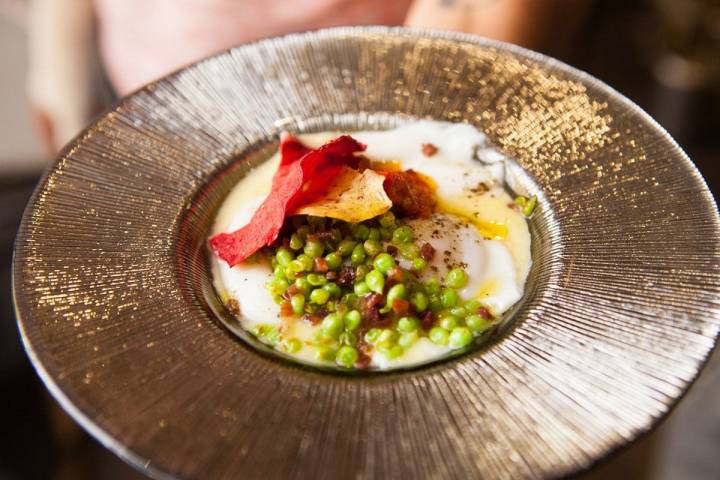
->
<box><xmin>1</xmin><ymin>0</ymin><xmax>718</xmax><ymax>479</ymax></box>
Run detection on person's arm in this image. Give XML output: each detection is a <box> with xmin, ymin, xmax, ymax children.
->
<box><xmin>27</xmin><ymin>0</ymin><xmax>105</xmax><ymax>154</ymax></box>
<box><xmin>405</xmin><ymin>0</ymin><xmax>592</xmax><ymax>53</ymax></box>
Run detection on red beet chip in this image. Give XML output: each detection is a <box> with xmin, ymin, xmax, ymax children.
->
<box><xmin>209</xmin><ymin>134</ymin><xmax>366</xmax><ymax>266</ymax></box>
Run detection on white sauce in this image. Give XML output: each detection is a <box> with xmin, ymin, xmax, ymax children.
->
<box><xmin>210</xmin><ymin>121</ymin><xmax>532</xmax><ymax>370</ymax></box>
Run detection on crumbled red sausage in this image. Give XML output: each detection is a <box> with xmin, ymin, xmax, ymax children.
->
<box><xmin>387</xmin><ymin>267</ymin><xmax>407</xmax><ymax>283</ymax></box>
<box><xmin>420</xmin><ymin>242</ymin><xmax>435</xmax><ymax>261</ymax></box>
<box><xmin>422</xmin><ymin>143</ymin><xmax>438</xmax><ymax>156</ymax></box>
<box><xmin>384</xmin><ymin>170</ymin><xmax>436</xmax><ymax>218</ymax></box>
<box><xmin>312</xmin><ymin>257</ymin><xmax>329</xmax><ymax>273</ymax></box>
<box><xmin>392</xmin><ymin>298</ymin><xmax>410</xmax><ymax>316</ymax></box>
<box><xmin>225</xmin><ymin>298</ymin><xmax>240</xmax><ymax>316</ymax></box>
<box><xmin>279</xmin><ymin>301</ymin><xmax>294</xmax><ymax>317</ymax></box>
<box><xmin>364</xmin><ymin>293</ymin><xmax>385</xmax><ymax>309</ymax></box>
<box><xmin>354</xmin><ymin>352</ymin><xmax>372</xmax><ymax>369</ymax></box>
<box><xmin>421</xmin><ymin>310</ymin><xmax>435</xmax><ymax>330</ymax></box>
<box><xmin>302</xmin><ymin>314</ymin><xmax>322</xmax><ymax>325</ymax></box>
<box><xmin>477</xmin><ymin>306</ymin><xmax>493</xmax><ymax>320</ymax></box>
<box><xmin>386</xmin><ymin>245</ymin><xmax>398</xmax><ymax>256</ymax></box>
<box><xmin>336</xmin><ymin>266</ymin><xmax>356</xmax><ymax>288</ymax></box>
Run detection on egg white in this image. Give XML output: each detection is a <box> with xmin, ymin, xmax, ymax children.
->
<box><xmin>210</xmin><ymin>121</ymin><xmax>532</xmax><ymax>369</ymax></box>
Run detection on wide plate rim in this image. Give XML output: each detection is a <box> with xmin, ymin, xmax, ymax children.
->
<box><xmin>13</xmin><ymin>26</ymin><xmax>720</xmax><ymax>479</ymax></box>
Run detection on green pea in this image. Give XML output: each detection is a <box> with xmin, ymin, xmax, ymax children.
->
<box><xmin>399</xmin><ymin>243</ymin><xmax>421</xmax><ymax>260</ymax></box>
<box><xmin>267</xmin><ymin>278</ymin><xmax>289</xmax><ymax>297</ymax></box>
<box><xmin>441</xmin><ymin>288</ymin><xmax>459</xmax><ymax>308</ymax></box>
<box><xmin>429</xmin><ymin>327</ymin><xmax>449</xmax><ymax>345</ymax></box>
<box><xmin>325</xmin><ymin>252</ymin><xmax>342</xmax><ymax>270</ymax></box>
<box><xmin>449</xmin><ymin>327</ymin><xmax>473</xmax><ymax>348</ymax></box>
<box><xmin>293</xmin><ymin>276</ymin><xmax>310</xmax><ymax>293</ymax></box>
<box><xmin>363</xmin><ymin>239</ymin><xmax>383</xmax><ymax>257</ymax></box>
<box><xmin>425</xmin><ymin>278</ymin><xmax>441</xmax><ymax>294</ymax></box>
<box><xmin>315</xmin><ymin>345</ymin><xmax>338</xmax><ymax>361</ymax></box>
<box><xmin>275</xmin><ymin>247</ymin><xmax>294</xmax><ymax>266</ymax></box>
<box><xmin>290</xmin><ymin>294</ymin><xmax>305</xmax><ymax>315</ymax></box>
<box><xmin>288</xmin><ymin>259</ymin><xmax>306</xmax><ymax>275</ymax></box>
<box><xmin>398</xmin><ymin>316</ymin><xmax>419</xmax><ymax>333</ymax></box>
<box><xmin>368</xmin><ymin>228</ymin><xmax>381</xmax><ymax>241</ymax></box>
<box><xmin>338</xmin><ymin>331</ymin><xmax>357</xmax><ymax>346</ymax></box>
<box><xmin>310</xmin><ymin>288</ymin><xmax>330</xmax><ymax>305</ymax></box>
<box><xmin>523</xmin><ymin>195</ymin><xmax>537</xmax><ymax>216</ymax></box>
<box><xmin>380</xmin><ymin>227</ymin><xmax>393</xmax><ymax>240</ymax></box>
<box><xmin>282</xmin><ymin>338</ymin><xmax>302</xmax><ymax>354</ymax></box>
<box><xmin>273</xmin><ymin>264</ymin><xmax>285</xmax><ymax>279</ymax></box>
<box><xmin>365</xmin><ymin>270</ymin><xmax>385</xmax><ymax>294</ymax></box>
<box><xmin>322</xmin><ymin>282</ymin><xmax>341</xmax><ymax>298</ymax></box>
<box><xmin>296</xmin><ymin>254</ymin><xmax>313</xmax><ymax>271</ymax></box>
<box><xmin>466</xmin><ymin>314</ymin><xmax>493</xmax><ymax>333</ymax></box>
<box><xmin>439</xmin><ymin>314</ymin><xmax>459</xmax><ymax>331</ymax></box>
<box><xmin>355</xmin><ymin>265</ymin><xmax>369</xmax><ymax>280</ymax></box>
<box><xmin>446</xmin><ymin>268</ymin><xmax>469</xmax><ymax>289</ymax></box>
<box><xmin>254</xmin><ymin>325</ymin><xmax>281</xmax><ymax>346</ymax></box>
<box><xmin>344</xmin><ymin>310</ymin><xmax>362</xmax><ymax>331</ymax></box>
<box><xmin>304</xmin><ymin>239</ymin><xmax>324</xmax><ymax>258</ymax></box>
<box><xmin>341</xmin><ymin>293</ymin><xmax>358</xmax><ymax>309</ymax></box>
<box><xmin>463</xmin><ymin>299</ymin><xmax>481</xmax><ymax>314</ymax></box>
<box><xmin>392</xmin><ymin>225</ymin><xmax>414</xmax><ymax>244</ymax></box>
<box><xmin>386</xmin><ymin>284</ymin><xmax>407</xmax><ymax>307</ymax></box>
<box><xmin>307</xmin><ymin>273</ymin><xmax>327</xmax><ymax>286</ymax></box>
<box><xmin>429</xmin><ymin>294</ymin><xmax>443</xmax><ymax>313</ymax></box>
<box><xmin>373</xmin><ymin>253</ymin><xmax>396</xmax><ymax>274</ymax></box>
<box><xmin>338</xmin><ymin>239</ymin><xmax>357</xmax><ymax>256</ymax></box>
<box><xmin>352</xmin><ymin>224</ymin><xmax>370</xmax><ymax>241</ymax></box>
<box><xmin>398</xmin><ymin>332</ymin><xmax>418</xmax><ymax>349</ymax></box>
<box><xmin>377</xmin><ymin>329</ymin><xmax>396</xmax><ymax>344</ymax></box>
<box><xmin>364</xmin><ymin>328</ymin><xmax>382</xmax><ymax>344</ymax></box>
<box><xmin>289</xmin><ymin>234</ymin><xmax>304</xmax><ymax>251</ymax></box>
<box><xmin>379</xmin><ymin>212</ymin><xmax>396</xmax><ymax>228</ymax></box>
<box><xmin>335</xmin><ymin>346</ymin><xmax>359</xmax><ymax>368</ymax></box>
<box><xmin>410</xmin><ymin>292</ymin><xmax>429</xmax><ymax>312</ymax></box>
<box><xmin>354</xmin><ymin>281</ymin><xmax>370</xmax><ymax>296</ymax></box>
<box><xmin>351</xmin><ymin>244</ymin><xmax>366</xmax><ymax>266</ymax></box>
<box><xmin>377</xmin><ymin>341</ymin><xmax>403</xmax><ymax>359</ymax></box>
<box><xmin>320</xmin><ymin>313</ymin><xmax>344</xmax><ymax>338</ymax></box>
<box><xmin>450</xmin><ymin>306</ymin><xmax>467</xmax><ymax>318</ymax></box>
<box><xmin>411</xmin><ymin>258</ymin><xmax>427</xmax><ymax>272</ymax></box>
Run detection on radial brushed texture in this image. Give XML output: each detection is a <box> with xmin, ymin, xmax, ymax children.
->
<box><xmin>13</xmin><ymin>27</ymin><xmax>720</xmax><ymax>480</ymax></box>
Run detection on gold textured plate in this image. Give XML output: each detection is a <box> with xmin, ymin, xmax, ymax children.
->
<box><xmin>13</xmin><ymin>27</ymin><xmax>720</xmax><ymax>479</ymax></box>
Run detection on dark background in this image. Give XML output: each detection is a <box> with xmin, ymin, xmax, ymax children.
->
<box><xmin>1</xmin><ymin>1</ymin><xmax>718</xmax><ymax>479</ymax></box>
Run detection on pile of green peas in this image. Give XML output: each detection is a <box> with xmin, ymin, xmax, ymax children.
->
<box><xmin>256</xmin><ymin>213</ymin><xmax>496</xmax><ymax>369</ymax></box>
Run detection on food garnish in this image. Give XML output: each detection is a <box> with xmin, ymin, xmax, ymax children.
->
<box><xmin>210</xmin><ymin>134</ymin><xmax>365</xmax><ymax>266</ymax></box>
